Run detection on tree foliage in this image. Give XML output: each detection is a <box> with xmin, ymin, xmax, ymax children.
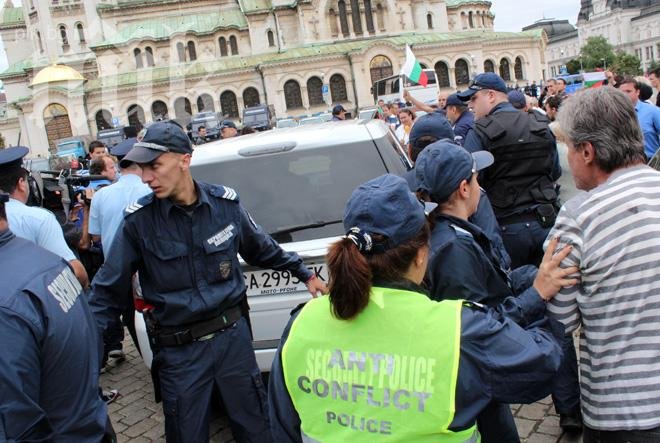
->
<box><xmin>579</xmin><ymin>36</ymin><xmax>617</xmax><ymax>71</ymax></box>
<box><xmin>612</xmin><ymin>52</ymin><xmax>642</xmax><ymax>76</ymax></box>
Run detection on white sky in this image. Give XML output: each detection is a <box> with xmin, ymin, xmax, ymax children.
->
<box><xmin>0</xmin><ymin>0</ymin><xmax>582</xmax><ymax>73</ymax></box>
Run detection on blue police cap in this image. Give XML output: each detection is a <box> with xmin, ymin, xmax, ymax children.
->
<box><xmin>508</xmin><ymin>90</ymin><xmax>527</xmax><ymax>109</ymax></box>
<box><xmin>0</xmin><ymin>146</ymin><xmax>29</xmax><ymax>171</ymax></box>
<box><xmin>445</xmin><ymin>93</ymin><xmax>465</xmax><ymax>108</ymax></box>
<box><xmin>415</xmin><ymin>140</ymin><xmax>494</xmax><ymax>203</ymax></box>
<box><xmin>408</xmin><ymin>112</ymin><xmax>455</xmax><ymax>148</ymax></box>
<box><xmin>343</xmin><ymin>174</ymin><xmax>426</xmax><ymax>254</ymax></box>
<box><xmin>457</xmin><ymin>72</ymin><xmax>508</xmax><ymax>101</ymax></box>
<box><xmin>122</xmin><ymin>121</ymin><xmax>192</xmax><ymax>165</ymax></box>
<box><xmin>220</xmin><ymin>120</ymin><xmax>237</xmax><ymax>130</ymax></box>
<box><xmin>111</xmin><ymin>137</ymin><xmax>137</xmax><ymax>158</ymax></box>
<box><xmin>332</xmin><ymin>104</ymin><xmax>347</xmax><ymax>115</ymax></box>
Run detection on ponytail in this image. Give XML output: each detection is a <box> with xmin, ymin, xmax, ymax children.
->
<box><xmin>327</xmin><ymin>237</ymin><xmax>372</xmax><ymax>320</ymax></box>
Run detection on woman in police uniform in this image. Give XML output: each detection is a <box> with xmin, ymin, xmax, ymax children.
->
<box><xmin>268</xmin><ymin>174</ymin><xmax>577</xmax><ymax>442</ymax></box>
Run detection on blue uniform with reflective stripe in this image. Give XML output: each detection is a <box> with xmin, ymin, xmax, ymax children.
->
<box><xmin>90</xmin><ymin>180</ymin><xmax>313</xmax><ymax>442</ymax></box>
<box><xmin>0</xmin><ymin>229</ymin><xmax>107</xmax><ymax>442</ymax></box>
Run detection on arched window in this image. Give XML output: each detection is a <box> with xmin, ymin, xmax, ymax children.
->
<box><xmin>176</xmin><ymin>42</ymin><xmax>185</xmax><ymax>62</ymax></box>
<box><xmin>307</xmin><ymin>77</ymin><xmax>324</xmax><ymax>106</ymax></box>
<box><xmin>454</xmin><ymin>59</ymin><xmax>469</xmax><ymax>86</ymax></box>
<box><xmin>330</xmin><ymin>74</ymin><xmax>348</xmax><ymax>102</ymax></box>
<box><xmin>174</xmin><ymin>97</ymin><xmax>193</xmax><ymax>126</ymax></box>
<box><xmin>76</xmin><ymin>23</ymin><xmax>85</xmax><ymax>43</ymax></box>
<box><xmin>427</xmin><ymin>13</ymin><xmax>433</xmax><ymax>29</ymax></box>
<box><xmin>43</xmin><ymin>103</ymin><xmax>72</xmax><ymax>150</ymax></box>
<box><xmin>36</xmin><ymin>31</ymin><xmax>43</xmax><ymax>53</ymax></box>
<box><xmin>514</xmin><ymin>56</ymin><xmax>524</xmax><ymax>80</ymax></box>
<box><xmin>243</xmin><ymin>87</ymin><xmax>260</xmax><ymax>108</ymax></box>
<box><xmin>95</xmin><ymin>109</ymin><xmax>112</xmax><ymax>131</ymax></box>
<box><xmin>134</xmin><ymin>48</ymin><xmax>143</xmax><ymax>69</ymax></box>
<box><xmin>499</xmin><ymin>58</ymin><xmax>511</xmax><ymax>81</ymax></box>
<box><xmin>219</xmin><ymin>37</ymin><xmax>228</xmax><ymax>57</ymax></box>
<box><xmin>482</xmin><ymin>11</ymin><xmax>486</xmax><ymax>26</ymax></box>
<box><xmin>127</xmin><ymin>104</ymin><xmax>146</xmax><ymax>130</ymax></box>
<box><xmin>267</xmin><ymin>30</ymin><xmax>275</xmax><ymax>47</ymax></box>
<box><xmin>484</xmin><ymin>59</ymin><xmax>495</xmax><ymax>73</ymax></box>
<box><xmin>151</xmin><ymin>100</ymin><xmax>169</xmax><ymax>121</ymax></box>
<box><xmin>187</xmin><ymin>41</ymin><xmax>197</xmax><ymax>61</ymax></box>
<box><xmin>197</xmin><ymin>94</ymin><xmax>215</xmax><ymax>112</ymax></box>
<box><xmin>364</xmin><ymin>0</ymin><xmax>374</xmax><ymax>33</ymax></box>
<box><xmin>229</xmin><ymin>36</ymin><xmax>238</xmax><ymax>55</ymax></box>
<box><xmin>145</xmin><ymin>47</ymin><xmax>155</xmax><ymax>67</ymax></box>
<box><xmin>369</xmin><ymin>55</ymin><xmax>392</xmax><ymax>84</ymax></box>
<box><xmin>351</xmin><ymin>0</ymin><xmax>362</xmax><ymax>34</ymax></box>
<box><xmin>468</xmin><ymin>11</ymin><xmax>474</xmax><ymax>28</ymax></box>
<box><xmin>59</xmin><ymin>25</ymin><xmax>68</xmax><ymax>48</ymax></box>
<box><xmin>284</xmin><ymin>80</ymin><xmax>303</xmax><ymax>109</ymax></box>
<box><xmin>220</xmin><ymin>91</ymin><xmax>239</xmax><ymax>117</ymax></box>
<box><xmin>338</xmin><ymin>0</ymin><xmax>349</xmax><ymax>37</ymax></box>
<box><xmin>376</xmin><ymin>3</ymin><xmax>385</xmax><ymax>31</ymax></box>
<box><xmin>434</xmin><ymin>61</ymin><xmax>450</xmax><ymax>87</ymax></box>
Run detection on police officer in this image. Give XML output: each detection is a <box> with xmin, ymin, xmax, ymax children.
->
<box><xmin>415</xmin><ymin>140</ymin><xmax>580</xmax><ymax>440</ymax></box>
<box><xmin>0</xmin><ymin>191</ymin><xmax>113</xmax><ymax>441</ymax></box>
<box><xmin>460</xmin><ymin>72</ymin><xmax>562</xmax><ymax>269</ymax></box>
<box><xmin>89</xmin><ymin>120</ymin><xmax>326</xmax><ymax>442</ymax></box>
<box><xmin>406</xmin><ymin>112</ymin><xmax>511</xmax><ymax>270</ymax></box>
<box><xmin>444</xmin><ymin>93</ymin><xmax>474</xmax><ymax>146</ymax></box>
<box><xmin>220</xmin><ymin>120</ymin><xmax>239</xmax><ymax>139</ymax></box>
<box><xmin>193</xmin><ymin>125</ymin><xmax>210</xmax><ymax>145</ymax></box>
<box><xmin>0</xmin><ymin>147</ymin><xmax>89</xmax><ymax>286</ymax></box>
<box><xmin>268</xmin><ymin>174</ymin><xmax>574</xmax><ymax>442</ymax></box>
<box><xmin>331</xmin><ymin>104</ymin><xmax>347</xmax><ymax>121</ymax></box>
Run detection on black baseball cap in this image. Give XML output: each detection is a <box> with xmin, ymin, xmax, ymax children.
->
<box><xmin>457</xmin><ymin>73</ymin><xmax>508</xmax><ymax>101</ymax></box>
<box><xmin>121</xmin><ymin>121</ymin><xmax>192</xmax><ymax>167</ymax></box>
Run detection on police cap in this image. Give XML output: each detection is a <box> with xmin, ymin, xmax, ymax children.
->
<box><xmin>121</xmin><ymin>121</ymin><xmax>191</xmax><ymax>166</ymax></box>
<box><xmin>408</xmin><ymin>112</ymin><xmax>454</xmax><ymax>148</ymax></box>
<box><xmin>111</xmin><ymin>137</ymin><xmax>137</xmax><ymax>163</ymax></box>
<box><xmin>415</xmin><ymin>140</ymin><xmax>494</xmax><ymax>203</ymax></box>
<box><xmin>0</xmin><ymin>146</ymin><xmax>29</xmax><ymax>173</ymax></box>
<box><xmin>343</xmin><ymin>174</ymin><xmax>426</xmax><ymax>254</ymax></box>
<box><xmin>457</xmin><ymin>72</ymin><xmax>508</xmax><ymax>101</ymax></box>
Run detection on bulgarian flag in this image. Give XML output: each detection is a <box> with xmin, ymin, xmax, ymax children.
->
<box><xmin>401</xmin><ymin>45</ymin><xmax>428</xmax><ymax>87</ymax></box>
<box><xmin>583</xmin><ymin>72</ymin><xmax>606</xmax><ymax>89</ymax></box>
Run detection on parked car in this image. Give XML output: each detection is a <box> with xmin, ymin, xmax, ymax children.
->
<box><xmin>275</xmin><ymin>118</ymin><xmax>298</xmax><ymax>129</ymax></box>
<box><xmin>298</xmin><ymin>116</ymin><xmax>324</xmax><ymax>126</ymax></box>
<box><xmin>134</xmin><ymin>119</ymin><xmax>412</xmax><ymax>370</ymax></box>
<box><xmin>242</xmin><ymin>104</ymin><xmax>276</xmax><ymax>131</ymax></box>
<box><xmin>97</xmin><ymin>127</ymin><xmax>126</xmax><ymax>148</ymax></box>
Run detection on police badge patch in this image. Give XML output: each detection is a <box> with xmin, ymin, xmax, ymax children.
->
<box><xmin>218</xmin><ymin>261</ymin><xmax>232</xmax><ymax>280</ymax></box>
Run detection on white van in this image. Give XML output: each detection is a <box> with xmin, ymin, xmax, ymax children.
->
<box><xmin>371</xmin><ymin>69</ymin><xmax>440</xmax><ymax>104</ymax></box>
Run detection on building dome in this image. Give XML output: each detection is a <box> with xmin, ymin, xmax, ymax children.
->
<box><xmin>30</xmin><ymin>64</ymin><xmax>84</xmax><ymax>87</ymax></box>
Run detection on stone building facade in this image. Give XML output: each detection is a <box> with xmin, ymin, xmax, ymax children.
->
<box><xmin>525</xmin><ymin>0</ymin><xmax>659</xmax><ymax>78</ymax></box>
<box><xmin>0</xmin><ymin>0</ymin><xmax>547</xmax><ymax>159</ymax></box>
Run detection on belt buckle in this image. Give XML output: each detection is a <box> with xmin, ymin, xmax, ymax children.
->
<box><xmin>172</xmin><ymin>329</ymin><xmax>192</xmax><ymax>345</ymax></box>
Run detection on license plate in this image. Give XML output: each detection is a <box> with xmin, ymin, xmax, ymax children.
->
<box><xmin>243</xmin><ymin>263</ymin><xmax>328</xmax><ymax>296</ymax></box>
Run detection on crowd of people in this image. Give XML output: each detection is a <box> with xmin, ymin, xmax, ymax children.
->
<box><xmin>0</xmin><ymin>64</ymin><xmax>659</xmax><ymax>443</ymax></box>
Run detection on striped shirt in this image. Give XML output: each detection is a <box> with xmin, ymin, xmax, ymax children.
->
<box><xmin>547</xmin><ymin>164</ymin><xmax>660</xmax><ymax>430</ymax></box>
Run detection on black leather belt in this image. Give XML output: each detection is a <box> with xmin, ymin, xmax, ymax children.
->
<box><xmin>155</xmin><ymin>305</ymin><xmax>243</xmax><ymax>347</ymax></box>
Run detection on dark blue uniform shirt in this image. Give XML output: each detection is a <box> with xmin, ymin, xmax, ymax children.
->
<box><xmin>452</xmin><ymin>110</ymin><xmax>474</xmax><ymax>146</ymax></box>
<box><xmin>427</xmin><ymin>213</ymin><xmax>540</xmax><ymax>314</ymax></box>
<box><xmin>0</xmin><ymin>229</ymin><xmax>107</xmax><ymax>442</ymax></box>
<box><xmin>268</xmin><ymin>279</ymin><xmax>563</xmax><ymax>442</ymax></box>
<box><xmin>90</xmin><ymin>181</ymin><xmax>313</xmax><ymax>328</ymax></box>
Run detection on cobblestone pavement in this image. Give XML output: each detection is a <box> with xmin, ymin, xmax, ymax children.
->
<box><xmin>100</xmin><ymin>334</ymin><xmax>582</xmax><ymax>442</ymax></box>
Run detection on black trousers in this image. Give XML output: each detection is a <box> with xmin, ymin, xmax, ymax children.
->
<box><xmin>583</xmin><ymin>426</ymin><xmax>660</xmax><ymax>443</ymax></box>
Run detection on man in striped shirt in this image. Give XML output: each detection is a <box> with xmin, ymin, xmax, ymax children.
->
<box><xmin>548</xmin><ymin>86</ymin><xmax>660</xmax><ymax>441</ymax></box>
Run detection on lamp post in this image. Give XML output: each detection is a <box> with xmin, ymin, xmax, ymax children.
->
<box><xmin>602</xmin><ymin>58</ymin><xmax>607</xmax><ymax>71</ymax></box>
<box><xmin>579</xmin><ymin>55</ymin><xmax>583</xmax><ymax>72</ymax></box>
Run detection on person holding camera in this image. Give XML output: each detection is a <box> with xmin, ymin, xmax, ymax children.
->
<box><xmin>0</xmin><ymin>147</ymin><xmax>88</xmax><ymax>287</ymax></box>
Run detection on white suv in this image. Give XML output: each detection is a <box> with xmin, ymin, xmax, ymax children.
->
<box><xmin>136</xmin><ymin>119</ymin><xmax>411</xmax><ymax>371</ymax></box>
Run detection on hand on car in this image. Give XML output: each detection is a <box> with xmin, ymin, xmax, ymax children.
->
<box><xmin>305</xmin><ymin>275</ymin><xmax>327</xmax><ymax>298</ymax></box>
<box><xmin>533</xmin><ymin>236</ymin><xmax>580</xmax><ymax>301</ymax></box>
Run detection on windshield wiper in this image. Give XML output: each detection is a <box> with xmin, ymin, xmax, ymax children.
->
<box><xmin>270</xmin><ymin>219</ymin><xmax>343</xmax><ymax>236</ymax></box>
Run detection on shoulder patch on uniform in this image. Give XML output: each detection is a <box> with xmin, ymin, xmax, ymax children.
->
<box><xmin>124</xmin><ymin>194</ymin><xmax>153</xmax><ymax>216</ymax></box>
<box><xmin>220</xmin><ymin>186</ymin><xmax>238</xmax><ymax>201</ymax></box>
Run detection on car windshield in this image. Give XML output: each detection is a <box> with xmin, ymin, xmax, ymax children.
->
<box><xmin>243</xmin><ymin>113</ymin><xmax>266</xmax><ymax>126</ymax></box>
<box><xmin>192</xmin><ymin>141</ymin><xmax>390</xmax><ymax>242</ymax></box>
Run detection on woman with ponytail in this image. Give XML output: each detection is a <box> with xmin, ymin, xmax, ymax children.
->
<box><xmin>269</xmin><ymin>174</ymin><xmax>576</xmax><ymax>443</ymax></box>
